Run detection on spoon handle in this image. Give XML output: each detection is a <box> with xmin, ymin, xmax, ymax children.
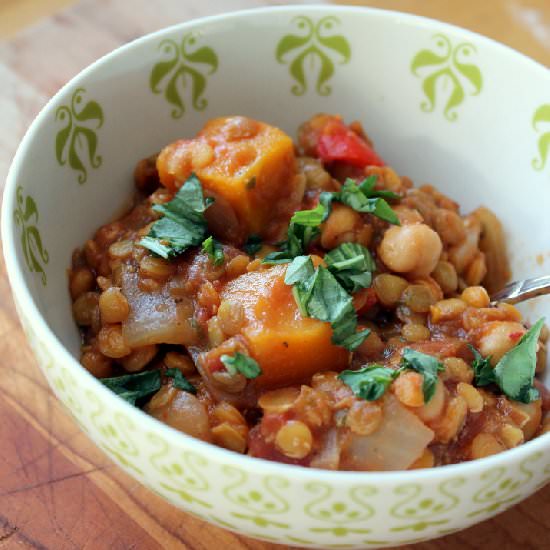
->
<box><xmin>490</xmin><ymin>275</ymin><xmax>550</xmax><ymax>305</ymax></box>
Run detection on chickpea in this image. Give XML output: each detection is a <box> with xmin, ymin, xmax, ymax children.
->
<box><xmin>320</xmin><ymin>203</ymin><xmax>362</xmax><ymax>249</ymax></box>
<box><xmin>378</xmin><ymin>223</ymin><xmax>442</xmax><ymax>278</ymax></box>
<box><xmin>146</xmin><ymin>386</ymin><xmax>212</xmax><ymax>442</ymax></box>
<box><xmin>477</xmin><ymin>321</ymin><xmax>526</xmax><ymax>365</ymax></box>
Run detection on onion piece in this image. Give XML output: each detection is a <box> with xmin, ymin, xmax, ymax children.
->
<box><xmin>310</xmin><ymin>428</ymin><xmax>340</xmax><ymax>470</ymax></box>
<box><xmin>342</xmin><ymin>394</ymin><xmax>434</xmax><ymax>471</ymax></box>
<box><xmin>121</xmin><ymin>266</ymin><xmax>198</xmax><ymax>347</ymax></box>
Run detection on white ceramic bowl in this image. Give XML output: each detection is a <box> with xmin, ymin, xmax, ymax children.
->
<box><xmin>3</xmin><ymin>6</ymin><xmax>550</xmax><ymax>548</ymax></box>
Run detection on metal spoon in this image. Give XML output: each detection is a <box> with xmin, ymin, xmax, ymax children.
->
<box><xmin>490</xmin><ymin>275</ymin><xmax>550</xmax><ymax>306</ymax></box>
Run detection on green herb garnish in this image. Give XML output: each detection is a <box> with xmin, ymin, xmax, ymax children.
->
<box><xmin>469</xmin><ymin>344</ymin><xmax>495</xmax><ymax>387</ymax></box>
<box><xmin>284</xmin><ymin>256</ymin><xmax>370</xmax><ymax>351</ymax></box>
<box><xmin>263</xmin><ymin>203</ymin><xmax>328</xmax><ymax>264</ymax></box>
<box><xmin>326</xmin><ymin>176</ymin><xmax>401</xmax><ymax>225</ymax></box>
<box><xmin>101</xmin><ymin>370</ymin><xmax>161</xmax><ymax>405</ymax></box>
<box><xmin>400</xmin><ymin>348</ymin><xmax>444</xmax><ymax>403</ymax></box>
<box><xmin>202</xmin><ymin>236</ymin><xmax>225</xmax><ymax>266</ymax></box>
<box><xmin>221</xmin><ymin>352</ymin><xmax>263</xmax><ymax>379</ymax></box>
<box><xmin>243</xmin><ymin>234</ymin><xmax>262</xmax><ymax>255</ymax></box>
<box><xmin>164</xmin><ymin>368</ymin><xmax>197</xmax><ymax>394</ymax></box>
<box><xmin>324</xmin><ymin>242</ymin><xmax>375</xmax><ymax>293</ymax></box>
<box><xmin>338</xmin><ymin>365</ymin><xmax>400</xmax><ymax>401</ymax></box>
<box><xmin>140</xmin><ymin>173</ymin><xmax>213</xmax><ymax>259</ymax></box>
<box><xmin>494</xmin><ymin>318</ymin><xmax>545</xmax><ymax>404</ymax></box>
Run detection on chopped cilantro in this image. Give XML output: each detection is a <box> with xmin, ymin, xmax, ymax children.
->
<box><xmin>339</xmin><ymin>365</ymin><xmax>400</xmax><ymax>401</ymax></box>
<box><xmin>243</xmin><ymin>235</ymin><xmax>262</xmax><ymax>255</ymax></box>
<box><xmin>101</xmin><ymin>370</ymin><xmax>161</xmax><ymax>406</ymax></box>
<box><xmin>494</xmin><ymin>318</ymin><xmax>545</xmax><ymax>404</ymax></box>
<box><xmin>400</xmin><ymin>348</ymin><xmax>444</xmax><ymax>403</ymax></box>
<box><xmin>140</xmin><ymin>173</ymin><xmax>213</xmax><ymax>259</ymax></box>
<box><xmin>165</xmin><ymin>368</ymin><xmax>197</xmax><ymax>394</ymax></box>
<box><xmin>469</xmin><ymin>344</ymin><xmax>495</xmax><ymax>387</ymax></box>
<box><xmin>327</xmin><ymin>176</ymin><xmax>400</xmax><ymax>225</ymax></box>
<box><xmin>262</xmin><ymin>203</ymin><xmax>328</xmax><ymax>264</ymax></box>
<box><xmin>202</xmin><ymin>236</ymin><xmax>224</xmax><ymax>266</ymax></box>
<box><xmin>284</xmin><ymin>256</ymin><xmax>370</xmax><ymax>351</ymax></box>
<box><xmin>221</xmin><ymin>352</ymin><xmax>262</xmax><ymax>379</ymax></box>
<box><xmin>324</xmin><ymin>242</ymin><xmax>375</xmax><ymax>293</ymax></box>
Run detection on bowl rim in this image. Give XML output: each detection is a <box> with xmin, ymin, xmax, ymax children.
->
<box><xmin>3</xmin><ymin>3</ymin><xmax>550</xmax><ymax>484</ymax></box>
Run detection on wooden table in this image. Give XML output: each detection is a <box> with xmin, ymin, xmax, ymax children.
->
<box><xmin>0</xmin><ymin>1</ymin><xmax>549</xmax><ymax>548</ymax></box>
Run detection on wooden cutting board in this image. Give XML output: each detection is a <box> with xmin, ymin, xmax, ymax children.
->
<box><xmin>1</xmin><ymin>1</ymin><xmax>549</xmax><ymax>548</ymax></box>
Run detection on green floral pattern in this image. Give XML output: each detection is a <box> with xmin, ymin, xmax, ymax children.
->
<box><xmin>468</xmin><ymin>453</ymin><xmax>541</xmax><ymax>517</ymax></box>
<box><xmin>276</xmin><ymin>16</ymin><xmax>351</xmax><ymax>96</ymax></box>
<box><xmin>532</xmin><ymin>104</ymin><xmax>550</xmax><ymax>171</ymax></box>
<box><xmin>304</xmin><ymin>482</ymin><xmax>376</xmax><ymax>536</ymax></box>
<box><xmin>222</xmin><ymin>466</ymin><xmax>290</xmax><ymax>528</ymax></box>
<box><xmin>389</xmin><ymin>478</ymin><xmax>464</xmax><ymax>532</ymax></box>
<box><xmin>13</xmin><ymin>186</ymin><xmax>49</xmax><ymax>286</ymax></box>
<box><xmin>150</xmin><ymin>33</ymin><xmax>218</xmax><ymax>119</ymax></box>
<box><xmin>411</xmin><ymin>34</ymin><xmax>483</xmax><ymax>121</ymax></box>
<box><xmin>55</xmin><ymin>88</ymin><xmax>104</xmax><ymax>184</ymax></box>
<box><xmin>148</xmin><ymin>434</ymin><xmax>212</xmax><ymax>509</ymax></box>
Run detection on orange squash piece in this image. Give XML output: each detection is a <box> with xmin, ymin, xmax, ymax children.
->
<box><xmin>156</xmin><ymin>116</ymin><xmax>299</xmax><ymax>244</ymax></box>
<box><xmin>220</xmin><ymin>264</ymin><xmax>350</xmax><ymax>389</ymax></box>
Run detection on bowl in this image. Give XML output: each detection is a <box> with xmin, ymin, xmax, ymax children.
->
<box><xmin>3</xmin><ymin>5</ymin><xmax>550</xmax><ymax>548</ymax></box>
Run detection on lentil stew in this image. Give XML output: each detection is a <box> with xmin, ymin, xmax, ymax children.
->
<box><xmin>69</xmin><ymin>114</ymin><xmax>549</xmax><ymax>471</ymax></box>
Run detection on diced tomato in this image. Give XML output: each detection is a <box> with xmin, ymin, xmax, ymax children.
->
<box><xmin>316</xmin><ymin>119</ymin><xmax>385</xmax><ymax>168</ymax></box>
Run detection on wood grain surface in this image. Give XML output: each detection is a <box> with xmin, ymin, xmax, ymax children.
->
<box><xmin>0</xmin><ymin>1</ymin><xmax>549</xmax><ymax>549</ymax></box>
